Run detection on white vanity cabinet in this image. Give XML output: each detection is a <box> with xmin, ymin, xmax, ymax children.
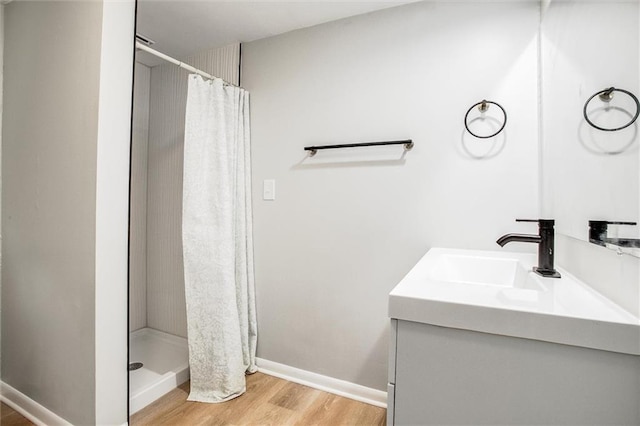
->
<box><xmin>387</xmin><ymin>248</ymin><xmax>640</xmax><ymax>426</ymax></box>
<box><xmin>387</xmin><ymin>318</ymin><xmax>640</xmax><ymax>426</ymax></box>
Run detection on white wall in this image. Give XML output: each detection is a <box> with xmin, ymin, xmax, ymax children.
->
<box><xmin>94</xmin><ymin>1</ymin><xmax>134</xmax><ymax>424</ymax></box>
<box><xmin>1</xmin><ymin>1</ymin><xmax>134</xmax><ymax>424</ymax></box>
<box><xmin>146</xmin><ymin>44</ymin><xmax>239</xmax><ymax>337</ymax></box>
<box><xmin>243</xmin><ymin>1</ymin><xmax>540</xmax><ymax>391</ymax></box>
<box><xmin>1</xmin><ymin>3</ymin><xmax>103</xmax><ymax>423</ymax></box>
<box><xmin>541</xmin><ymin>1</ymin><xmax>639</xmax><ymax>241</ymax></box>
<box><xmin>130</xmin><ymin>63</ymin><xmax>151</xmax><ymax>333</ymax></box>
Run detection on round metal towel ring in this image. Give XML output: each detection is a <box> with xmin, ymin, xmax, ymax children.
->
<box><xmin>464</xmin><ymin>100</ymin><xmax>507</xmax><ymax>139</ymax></box>
<box><xmin>583</xmin><ymin>87</ymin><xmax>640</xmax><ymax>132</ymax></box>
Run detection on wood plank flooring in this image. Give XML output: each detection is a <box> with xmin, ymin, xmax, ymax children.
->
<box><xmin>1</xmin><ymin>403</ymin><xmax>34</xmax><ymax>426</ymax></box>
<box><xmin>131</xmin><ymin>372</ymin><xmax>387</xmax><ymax>425</ymax></box>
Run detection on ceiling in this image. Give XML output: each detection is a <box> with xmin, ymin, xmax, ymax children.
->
<box><xmin>135</xmin><ymin>0</ymin><xmax>420</xmax><ymax>67</ymax></box>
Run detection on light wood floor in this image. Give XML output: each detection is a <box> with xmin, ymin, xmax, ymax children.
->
<box><xmin>131</xmin><ymin>372</ymin><xmax>387</xmax><ymax>425</ymax></box>
<box><xmin>1</xmin><ymin>403</ymin><xmax>33</xmax><ymax>426</ymax></box>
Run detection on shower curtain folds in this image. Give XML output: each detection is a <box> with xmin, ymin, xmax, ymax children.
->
<box><xmin>182</xmin><ymin>74</ymin><xmax>257</xmax><ymax>403</ymax></box>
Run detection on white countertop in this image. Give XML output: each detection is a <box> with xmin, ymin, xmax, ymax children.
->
<box><xmin>389</xmin><ymin>247</ymin><xmax>640</xmax><ymax>355</ymax></box>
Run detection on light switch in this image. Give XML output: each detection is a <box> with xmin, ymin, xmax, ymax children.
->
<box><xmin>263</xmin><ymin>179</ymin><xmax>276</xmax><ymax>200</ymax></box>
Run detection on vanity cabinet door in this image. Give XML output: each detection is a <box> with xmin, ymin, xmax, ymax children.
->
<box><xmin>391</xmin><ymin>320</ymin><xmax>640</xmax><ymax>425</ymax></box>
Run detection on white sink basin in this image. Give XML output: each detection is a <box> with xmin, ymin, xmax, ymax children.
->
<box><xmin>429</xmin><ymin>253</ymin><xmax>544</xmax><ymax>291</ymax></box>
<box><xmin>389</xmin><ymin>247</ymin><xmax>640</xmax><ymax>355</ymax></box>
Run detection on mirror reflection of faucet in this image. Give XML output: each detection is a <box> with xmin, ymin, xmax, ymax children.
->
<box><xmin>497</xmin><ymin>219</ymin><xmax>561</xmax><ymax>278</ymax></box>
<box><xmin>588</xmin><ymin>220</ymin><xmax>640</xmax><ymax>249</ymax></box>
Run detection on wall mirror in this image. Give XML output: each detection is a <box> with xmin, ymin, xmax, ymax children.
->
<box><xmin>541</xmin><ymin>0</ymin><xmax>640</xmax><ymax>257</ymax></box>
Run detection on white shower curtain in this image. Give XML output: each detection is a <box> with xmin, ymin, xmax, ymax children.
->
<box><xmin>182</xmin><ymin>74</ymin><xmax>257</xmax><ymax>403</ymax></box>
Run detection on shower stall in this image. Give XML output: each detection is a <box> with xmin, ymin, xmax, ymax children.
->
<box><xmin>128</xmin><ymin>42</ymin><xmax>242</xmax><ymax>414</ymax></box>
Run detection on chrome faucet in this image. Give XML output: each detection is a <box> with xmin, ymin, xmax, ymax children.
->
<box><xmin>497</xmin><ymin>219</ymin><xmax>561</xmax><ymax>278</ymax></box>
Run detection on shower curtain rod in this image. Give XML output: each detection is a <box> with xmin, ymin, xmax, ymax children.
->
<box><xmin>135</xmin><ymin>41</ymin><xmax>237</xmax><ymax>87</ymax></box>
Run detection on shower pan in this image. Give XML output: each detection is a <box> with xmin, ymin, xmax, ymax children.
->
<box><xmin>129</xmin><ymin>328</ymin><xmax>189</xmax><ymax>414</ymax></box>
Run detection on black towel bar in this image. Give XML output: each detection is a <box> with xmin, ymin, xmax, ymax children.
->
<box><xmin>304</xmin><ymin>140</ymin><xmax>413</xmax><ymax>156</ymax></box>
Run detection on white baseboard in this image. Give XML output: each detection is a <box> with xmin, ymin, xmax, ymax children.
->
<box><xmin>256</xmin><ymin>357</ymin><xmax>387</xmax><ymax>408</ymax></box>
<box><xmin>1</xmin><ymin>381</ymin><xmax>72</xmax><ymax>426</ymax></box>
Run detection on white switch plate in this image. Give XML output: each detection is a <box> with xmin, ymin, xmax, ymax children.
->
<box><xmin>263</xmin><ymin>179</ymin><xmax>275</xmax><ymax>200</ymax></box>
